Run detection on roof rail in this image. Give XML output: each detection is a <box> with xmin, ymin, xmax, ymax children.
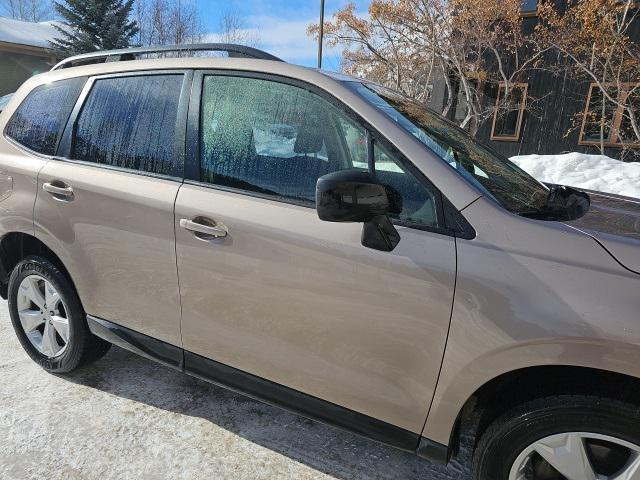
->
<box><xmin>51</xmin><ymin>43</ymin><xmax>284</xmax><ymax>71</ymax></box>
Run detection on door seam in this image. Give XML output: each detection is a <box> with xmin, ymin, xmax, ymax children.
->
<box><xmin>418</xmin><ymin>235</ymin><xmax>458</xmax><ymax>446</ymax></box>
<box><xmin>172</xmin><ymin>181</ymin><xmax>186</xmax><ymax>364</ymax></box>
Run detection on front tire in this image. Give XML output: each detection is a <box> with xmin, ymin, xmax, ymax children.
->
<box><xmin>8</xmin><ymin>255</ymin><xmax>110</xmax><ymax>373</ymax></box>
<box><xmin>473</xmin><ymin>395</ymin><xmax>640</xmax><ymax>480</ymax></box>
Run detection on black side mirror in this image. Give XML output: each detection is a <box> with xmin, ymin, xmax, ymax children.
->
<box><xmin>316</xmin><ymin>169</ymin><xmax>400</xmax><ymax>252</ymax></box>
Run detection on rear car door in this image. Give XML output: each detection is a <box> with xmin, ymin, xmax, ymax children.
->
<box><xmin>34</xmin><ymin>71</ymin><xmax>191</xmax><ymax>346</ymax></box>
<box><xmin>1</xmin><ymin>78</ymin><xmax>85</xmax><ymax>243</ymax></box>
<box><xmin>174</xmin><ymin>72</ymin><xmax>457</xmax><ymax>435</ymax></box>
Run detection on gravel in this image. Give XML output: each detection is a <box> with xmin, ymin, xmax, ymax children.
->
<box><xmin>0</xmin><ymin>300</ymin><xmax>471</xmax><ymax>480</ymax></box>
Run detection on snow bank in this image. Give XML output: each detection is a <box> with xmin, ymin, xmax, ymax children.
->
<box><xmin>510</xmin><ymin>152</ymin><xmax>640</xmax><ymax>199</ymax></box>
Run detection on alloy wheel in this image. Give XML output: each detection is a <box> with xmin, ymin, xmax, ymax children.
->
<box><xmin>16</xmin><ymin>274</ymin><xmax>69</xmax><ymax>357</ymax></box>
<box><xmin>509</xmin><ymin>432</ymin><xmax>640</xmax><ymax>480</ymax></box>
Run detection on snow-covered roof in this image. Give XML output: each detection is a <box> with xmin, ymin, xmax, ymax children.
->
<box><xmin>0</xmin><ymin>16</ymin><xmax>61</xmax><ymax>49</ymax></box>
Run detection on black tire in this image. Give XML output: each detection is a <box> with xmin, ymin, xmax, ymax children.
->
<box><xmin>473</xmin><ymin>395</ymin><xmax>640</xmax><ymax>480</ymax></box>
<box><xmin>8</xmin><ymin>255</ymin><xmax>111</xmax><ymax>373</ymax></box>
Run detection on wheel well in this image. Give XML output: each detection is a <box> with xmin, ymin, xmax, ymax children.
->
<box><xmin>450</xmin><ymin>365</ymin><xmax>640</xmax><ymax>458</ymax></box>
<box><xmin>0</xmin><ymin>232</ymin><xmax>75</xmax><ymax>299</ymax></box>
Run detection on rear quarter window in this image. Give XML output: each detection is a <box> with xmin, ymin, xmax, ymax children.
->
<box><xmin>4</xmin><ymin>77</ymin><xmax>86</xmax><ymax>155</ymax></box>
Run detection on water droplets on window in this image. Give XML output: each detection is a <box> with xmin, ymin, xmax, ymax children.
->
<box><xmin>72</xmin><ymin>74</ymin><xmax>183</xmax><ymax>176</ymax></box>
<box><xmin>6</xmin><ymin>77</ymin><xmax>85</xmax><ymax>155</ymax></box>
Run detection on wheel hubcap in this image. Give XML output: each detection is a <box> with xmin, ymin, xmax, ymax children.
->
<box><xmin>509</xmin><ymin>432</ymin><xmax>640</xmax><ymax>480</ymax></box>
<box><xmin>17</xmin><ymin>275</ymin><xmax>69</xmax><ymax>357</ymax></box>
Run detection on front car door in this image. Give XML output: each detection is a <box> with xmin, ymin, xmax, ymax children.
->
<box><xmin>174</xmin><ymin>71</ymin><xmax>456</xmax><ymax>437</ymax></box>
<box><xmin>34</xmin><ymin>71</ymin><xmax>191</xmax><ymax>347</ymax></box>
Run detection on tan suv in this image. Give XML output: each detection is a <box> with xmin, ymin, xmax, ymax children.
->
<box><xmin>1</xmin><ymin>44</ymin><xmax>639</xmax><ymax>479</ymax></box>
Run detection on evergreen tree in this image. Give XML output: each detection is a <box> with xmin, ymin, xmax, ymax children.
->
<box><xmin>50</xmin><ymin>0</ymin><xmax>139</xmax><ymax>56</ymax></box>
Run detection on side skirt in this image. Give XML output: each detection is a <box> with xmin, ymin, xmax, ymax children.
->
<box><xmin>86</xmin><ymin>315</ymin><xmax>449</xmax><ymax>463</ymax></box>
<box><xmin>87</xmin><ymin>315</ymin><xmax>183</xmax><ymax>370</ymax></box>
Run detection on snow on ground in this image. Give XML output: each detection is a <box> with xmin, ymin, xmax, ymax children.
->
<box><xmin>0</xmin><ymin>301</ymin><xmax>471</xmax><ymax>480</ymax></box>
<box><xmin>510</xmin><ymin>152</ymin><xmax>640</xmax><ymax>199</ymax></box>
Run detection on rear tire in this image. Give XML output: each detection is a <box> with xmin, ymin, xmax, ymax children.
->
<box><xmin>8</xmin><ymin>255</ymin><xmax>111</xmax><ymax>373</ymax></box>
<box><xmin>473</xmin><ymin>395</ymin><xmax>640</xmax><ymax>480</ymax></box>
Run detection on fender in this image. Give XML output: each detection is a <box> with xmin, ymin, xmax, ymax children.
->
<box><xmin>424</xmin><ymin>338</ymin><xmax>640</xmax><ymax>445</ymax></box>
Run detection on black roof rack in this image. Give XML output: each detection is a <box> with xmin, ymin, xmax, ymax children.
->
<box><xmin>51</xmin><ymin>43</ymin><xmax>284</xmax><ymax>70</ymax></box>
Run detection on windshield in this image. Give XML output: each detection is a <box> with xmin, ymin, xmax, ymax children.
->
<box><xmin>0</xmin><ymin>94</ymin><xmax>12</xmax><ymax>113</ymax></box>
<box><xmin>352</xmin><ymin>82</ymin><xmax>550</xmax><ymax>215</ymax></box>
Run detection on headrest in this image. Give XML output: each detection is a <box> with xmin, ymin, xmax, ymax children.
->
<box><xmin>294</xmin><ymin>113</ymin><xmax>327</xmax><ymax>154</ymax></box>
<box><xmin>211</xmin><ymin>113</ymin><xmax>256</xmax><ymax>160</ymax></box>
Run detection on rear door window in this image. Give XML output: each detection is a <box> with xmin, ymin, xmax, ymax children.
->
<box><xmin>5</xmin><ymin>77</ymin><xmax>85</xmax><ymax>155</ymax></box>
<box><xmin>72</xmin><ymin>74</ymin><xmax>184</xmax><ymax>176</ymax></box>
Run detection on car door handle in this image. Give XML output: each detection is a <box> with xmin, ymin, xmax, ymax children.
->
<box><xmin>43</xmin><ymin>182</ymin><xmax>74</xmax><ymax>199</ymax></box>
<box><xmin>179</xmin><ymin>218</ymin><xmax>228</xmax><ymax>238</ymax></box>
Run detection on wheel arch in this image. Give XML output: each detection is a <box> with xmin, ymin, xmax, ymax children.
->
<box><xmin>439</xmin><ymin>364</ymin><xmax>640</xmax><ymax>462</ymax></box>
<box><xmin>0</xmin><ymin>231</ymin><xmax>80</xmax><ymax>302</ymax></box>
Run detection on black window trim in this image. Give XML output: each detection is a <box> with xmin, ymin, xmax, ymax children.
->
<box><xmin>186</xmin><ymin>69</ymin><xmax>471</xmax><ymax>238</ymax></box>
<box><xmin>2</xmin><ymin>76</ymin><xmax>89</xmax><ymax>160</ymax></box>
<box><xmin>56</xmin><ymin>69</ymin><xmax>193</xmax><ymax>182</ymax></box>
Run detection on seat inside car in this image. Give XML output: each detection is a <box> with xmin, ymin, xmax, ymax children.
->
<box><xmin>203</xmin><ymin>109</ymin><xmax>337</xmax><ymax>202</ymax></box>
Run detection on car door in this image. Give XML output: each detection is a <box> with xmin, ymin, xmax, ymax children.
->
<box><xmin>174</xmin><ymin>72</ymin><xmax>456</xmax><ymax>434</ymax></box>
<box><xmin>34</xmin><ymin>71</ymin><xmax>191</xmax><ymax>347</ymax></box>
<box><xmin>1</xmin><ymin>77</ymin><xmax>85</xmax><ymax>240</ymax></box>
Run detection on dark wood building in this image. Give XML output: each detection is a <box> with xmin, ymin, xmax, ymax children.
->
<box><xmin>427</xmin><ymin>0</ymin><xmax>640</xmax><ymax>161</ymax></box>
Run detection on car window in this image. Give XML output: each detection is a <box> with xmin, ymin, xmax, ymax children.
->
<box><xmin>72</xmin><ymin>74</ymin><xmax>183</xmax><ymax>176</ymax></box>
<box><xmin>5</xmin><ymin>78</ymin><xmax>85</xmax><ymax>155</ymax></box>
<box><xmin>353</xmin><ymin>82</ymin><xmax>550</xmax><ymax>215</ymax></box>
<box><xmin>373</xmin><ymin>143</ymin><xmax>440</xmax><ymax>228</ymax></box>
<box><xmin>199</xmin><ymin>74</ymin><xmax>441</xmax><ymax>229</ymax></box>
<box><xmin>199</xmin><ymin>75</ymin><xmax>367</xmax><ymax>203</ymax></box>
<box><xmin>326</xmin><ymin>118</ymin><xmax>440</xmax><ymax>228</ymax></box>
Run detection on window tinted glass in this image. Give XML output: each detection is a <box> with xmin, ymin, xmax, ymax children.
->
<box><xmin>5</xmin><ymin>78</ymin><xmax>85</xmax><ymax>155</ymax></box>
<box><xmin>73</xmin><ymin>75</ymin><xmax>183</xmax><ymax>176</ymax></box>
<box><xmin>200</xmin><ymin>75</ymin><xmax>367</xmax><ymax>203</ymax></box>
<box><xmin>333</xmin><ymin>118</ymin><xmax>440</xmax><ymax>227</ymax></box>
<box><xmin>374</xmin><ymin>143</ymin><xmax>440</xmax><ymax>228</ymax></box>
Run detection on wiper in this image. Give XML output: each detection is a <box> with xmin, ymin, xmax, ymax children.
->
<box><xmin>519</xmin><ymin>185</ymin><xmax>590</xmax><ymax>221</ymax></box>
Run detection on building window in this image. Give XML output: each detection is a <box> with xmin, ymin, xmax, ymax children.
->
<box><xmin>521</xmin><ymin>0</ymin><xmax>538</xmax><ymax>16</ymax></box>
<box><xmin>579</xmin><ymin>83</ymin><xmax>640</xmax><ymax>147</ymax></box>
<box><xmin>491</xmin><ymin>83</ymin><xmax>528</xmax><ymax>142</ymax></box>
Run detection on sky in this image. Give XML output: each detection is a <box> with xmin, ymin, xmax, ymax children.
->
<box><xmin>198</xmin><ymin>0</ymin><xmax>370</xmax><ymax>70</ymax></box>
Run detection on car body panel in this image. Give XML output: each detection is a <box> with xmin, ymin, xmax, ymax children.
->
<box><xmin>0</xmin><ymin>141</ymin><xmax>46</xmax><ymax>237</ymax></box>
<box><xmin>174</xmin><ymin>183</ymin><xmax>456</xmax><ymax>433</ymax></box>
<box><xmin>34</xmin><ymin>160</ymin><xmax>182</xmax><ymax>345</ymax></box>
<box><xmin>423</xmin><ymin>196</ymin><xmax>640</xmax><ymax>444</ymax></box>
<box><xmin>565</xmin><ymin>191</ymin><xmax>640</xmax><ymax>274</ymax></box>
<box><xmin>1</xmin><ymin>55</ymin><xmax>640</xmax><ymax>458</ymax></box>
<box><xmin>0</xmin><ymin>88</ymin><xmax>47</xmax><ymax>240</ymax></box>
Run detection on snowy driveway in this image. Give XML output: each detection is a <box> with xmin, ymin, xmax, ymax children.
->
<box><xmin>0</xmin><ymin>301</ymin><xmax>470</xmax><ymax>480</ymax></box>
